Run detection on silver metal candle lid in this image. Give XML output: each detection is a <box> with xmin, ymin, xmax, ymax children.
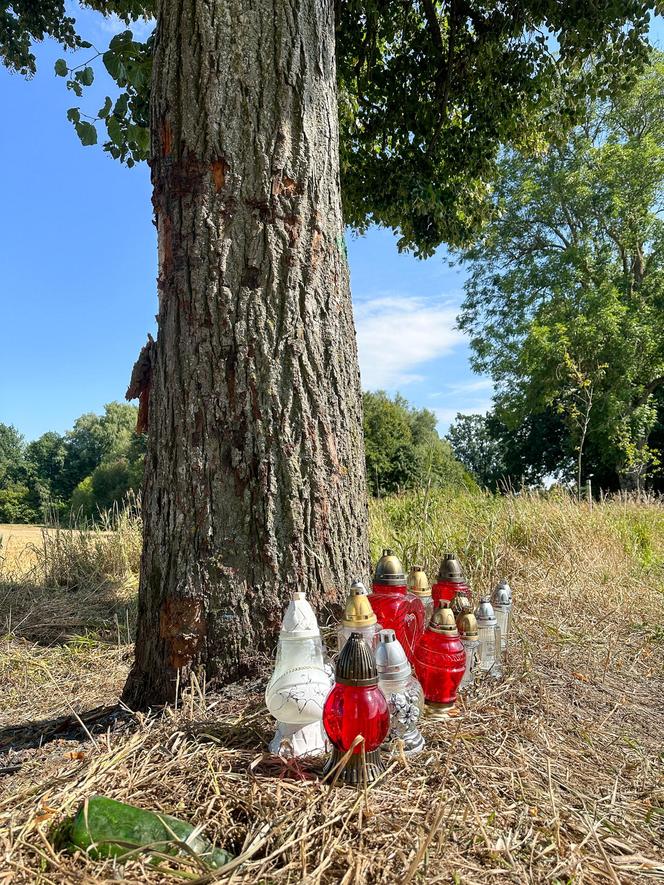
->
<box><xmin>475</xmin><ymin>596</ymin><xmax>497</xmax><ymax>628</ymax></box>
<box><xmin>492</xmin><ymin>584</ymin><xmax>512</xmax><ymax>608</ymax></box>
<box><xmin>375</xmin><ymin>629</ymin><xmax>411</xmax><ymax>681</ymax></box>
<box><xmin>492</xmin><ymin>579</ymin><xmax>512</xmax><ymax>606</ymax></box>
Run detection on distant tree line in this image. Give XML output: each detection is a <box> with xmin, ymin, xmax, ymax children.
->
<box><xmin>0</xmin><ymin>403</ymin><xmax>145</xmax><ymax>523</ymax></box>
<box><xmin>0</xmin><ymin>393</ymin><xmax>473</xmax><ymax>522</ymax></box>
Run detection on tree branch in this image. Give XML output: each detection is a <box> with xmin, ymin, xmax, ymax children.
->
<box><xmin>422</xmin><ymin>0</ymin><xmax>445</xmax><ymax>56</ymax></box>
<box><xmin>423</xmin><ymin>0</ymin><xmax>461</xmax><ymax>155</ymax></box>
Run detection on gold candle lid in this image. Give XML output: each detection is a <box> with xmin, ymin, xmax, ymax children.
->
<box><xmin>342</xmin><ymin>580</ymin><xmax>377</xmax><ymax>627</ymax></box>
<box><xmin>429</xmin><ymin>600</ymin><xmax>459</xmax><ymax>635</ymax></box>
<box><xmin>451</xmin><ymin>591</ymin><xmax>472</xmax><ymax>619</ymax></box>
<box><xmin>457</xmin><ymin>612</ymin><xmax>478</xmax><ymax>640</ymax></box>
<box><xmin>407</xmin><ymin>565</ymin><xmax>431</xmax><ymax>598</ymax></box>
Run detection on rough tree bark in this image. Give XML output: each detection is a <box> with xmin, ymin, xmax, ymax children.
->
<box><xmin>123</xmin><ymin>0</ymin><xmax>369</xmax><ymax>707</ymax></box>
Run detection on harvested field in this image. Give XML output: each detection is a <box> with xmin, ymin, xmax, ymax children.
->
<box><xmin>1</xmin><ymin>492</ymin><xmax>663</xmax><ymax>883</ymax></box>
<box><xmin>0</xmin><ymin>523</ymin><xmax>46</xmax><ymax>576</ymax></box>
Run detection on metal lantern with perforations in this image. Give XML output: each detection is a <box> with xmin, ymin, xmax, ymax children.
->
<box><xmin>375</xmin><ymin>628</ymin><xmax>425</xmax><ymax>755</ymax></box>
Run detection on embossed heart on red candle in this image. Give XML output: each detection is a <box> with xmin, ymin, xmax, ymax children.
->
<box><xmin>369</xmin><ymin>585</ymin><xmax>425</xmax><ymax>663</ymax></box>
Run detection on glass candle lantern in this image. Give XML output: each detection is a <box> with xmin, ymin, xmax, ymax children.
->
<box><xmin>412</xmin><ymin>601</ymin><xmax>466</xmax><ymax>718</ymax></box>
<box><xmin>323</xmin><ymin>632</ymin><xmax>390</xmax><ymax>785</ymax></box>
<box><xmin>475</xmin><ymin>596</ymin><xmax>502</xmax><ymax>677</ymax></box>
<box><xmin>407</xmin><ymin>565</ymin><xmax>434</xmax><ymax>624</ymax></box>
<box><xmin>369</xmin><ymin>549</ymin><xmax>425</xmax><ymax>662</ymax></box>
<box><xmin>375</xmin><ymin>629</ymin><xmax>425</xmax><ymax>755</ymax></box>
<box><xmin>431</xmin><ymin>553</ymin><xmax>471</xmax><ymax>606</ymax></box>
<box><xmin>491</xmin><ymin>580</ymin><xmax>513</xmax><ymax>651</ymax></box>
<box><xmin>457</xmin><ymin>612</ymin><xmax>480</xmax><ymax>689</ymax></box>
<box><xmin>337</xmin><ymin>580</ymin><xmax>382</xmax><ymax>652</ymax></box>
<box><xmin>265</xmin><ymin>591</ymin><xmax>333</xmax><ymax>757</ymax></box>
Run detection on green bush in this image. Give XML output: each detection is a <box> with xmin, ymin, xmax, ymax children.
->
<box><xmin>0</xmin><ymin>482</ymin><xmax>39</xmax><ymax>523</ymax></box>
<box><xmin>363</xmin><ymin>391</ymin><xmax>475</xmax><ymax>496</ymax></box>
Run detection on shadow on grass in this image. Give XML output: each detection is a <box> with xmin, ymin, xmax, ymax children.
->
<box><xmin>0</xmin><ymin>576</ymin><xmax>137</xmax><ymax>647</ymax></box>
<box><xmin>0</xmin><ymin>704</ymin><xmax>133</xmax><ymax>759</ymax></box>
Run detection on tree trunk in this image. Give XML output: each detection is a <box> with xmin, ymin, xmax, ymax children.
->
<box><xmin>123</xmin><ymin>0</ymin><xmax>369</xmax><ymax>708</ymax></box>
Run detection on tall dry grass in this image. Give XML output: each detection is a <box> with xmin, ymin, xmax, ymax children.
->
<box><xmin>0</xmin><ymin>489</ymin><xmax>663</xmax><ymax>883</ymax></box>
<box><xmin>35</xmin><ymin>496</ymin><xmax>143</xmax><ymax>592</ymax></box>
<box><xmin>0</xmin><ymin>498</ymin><xmax>141</xmax><ymax>652</ymax></box>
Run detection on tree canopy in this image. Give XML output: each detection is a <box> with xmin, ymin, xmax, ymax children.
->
<box><xmin>457</xmin><ymin>52</ymin><xmax>664</xmax><ymax>490</ymax></box>
<box><xmin>3</xmin><ymin>1</ymin><xmax>657</xmax><ymax>254</ymax></box>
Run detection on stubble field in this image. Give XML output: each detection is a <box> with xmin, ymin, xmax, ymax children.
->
<box><xmin>0</xmin><ymin>490</ymin><xmax>663</xmax><ymax>884</ymax></box>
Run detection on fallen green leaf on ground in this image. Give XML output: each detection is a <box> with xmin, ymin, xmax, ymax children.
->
<box><xmin>60</xmin><ymin>795</ymin><xmax>233</xmax><ymax>869</ymax></box>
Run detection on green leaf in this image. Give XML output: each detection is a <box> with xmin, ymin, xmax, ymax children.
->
<box><xmin>106</xmin><ymin>115</ymin><xmax>123</xmax><ymax>146</ymax></box>
<box><xmin>66</xmin><ymin>796</ymin><xmax>233</xmax><ymax>869</ymax></box>
<box><xmin>76</xmin><ymin>66</ymin><xmax>94</xmax><ymax>87</ymax></box>
<box><xmin>103</xmin><ymin>50</ymin><xmax>120</xmax><ymax>80</ymax></box>
<box><xmin>134</xmin><ymin>126</ymin><xmax>150</xmax><ymax>154</ymax></box>
<box><xmin>54</xmin><ymin>59</ymin><xmax>68</xmax><ymax>77</ymax></box>
<box><xmin>66</xmin><ymin>80</ymin><xmax>83</xmax><ymax>98</ymax></box>
<box><xmin>66</xmin><ymin>108</ymin><xmax>80</xmax><ymax>124</ymax></box>
<box><xmin>98</xmin><ymin>97</ymin><xmax>113</xmax><ymax>120</ymax></box>
<box><xmin>109</xmin><ymin>30</ymin><xmax>134</xmax><ymax>51</ymax></box>
<box><xmin>75</xmin><ymin>121</ymin><xmax>98</xmax><ymax>146</ymax></box>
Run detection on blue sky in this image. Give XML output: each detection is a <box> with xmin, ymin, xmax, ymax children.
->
<box><xmin>1</xmin><ymin>7</ymin><xmax>660</xmax><ymax>442</ymax></box>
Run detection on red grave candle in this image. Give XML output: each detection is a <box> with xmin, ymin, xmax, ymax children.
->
<box><xmin>413</xmin><ymin>601</ymin><xmax>466</xmax><ymax>718</ymax></box>
<box><xmin>431</xmin><ymin>553</ymin><xmax>471</xmax><ymax>606</ymax></box>
<box><xmin>323</xmin><ymin>632</ymin><xmax>390</xmax><ymax>785</ymax></box>
<box><xmin>369</xmin><ymin>549</ymin><xmax>425</xmax><ymax>662</ymax></box>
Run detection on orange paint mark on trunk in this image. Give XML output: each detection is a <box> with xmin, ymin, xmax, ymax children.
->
<box><xmin>311</xmin><ymin>229</ymin><xmax>323</xmax><ymax>269</ymax></box>
<box><xmin>272</xmin><ymin>172</ymin><xmax>302</xmax><ymax>197</ymax></box>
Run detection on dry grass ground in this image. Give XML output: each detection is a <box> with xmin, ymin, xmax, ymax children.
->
<box><xmin>0</xmin><ymin>491</ymin><xmax>663</xmax><ymax>884</ymax></box>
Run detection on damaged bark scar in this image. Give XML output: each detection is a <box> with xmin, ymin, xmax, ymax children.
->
<box><xmin>311</xmin><ymin>229</ymin><xmax>323</xmax><ymax>269</ymax></box>
<box><xmin>272</xmin><ymin>171</ymin><xmax>302</xmax><ymax>197</ymax></box>
<box><xmin>159</xmin><ymin>597</ymin><xmax>207</xmax><ymax>670</ymax></box>
<box><xmin>211</xmin><ymin>158</ymin><xmax>230</xmax><ymax>192</ymax></box>
<box><xmin>249</xmin><ymin>377</ymin><xmax>261</xmax><ymax>420</ymax></box>
<box><xmin>246</xmin><ymin>198</ymin><xmax>273</xmax><ymax>222</ymax></box>
<box><xmin>241</xmin><ymin>266</ymin><xmax>261</xmax><ymax>289</ymax></box>
<box><xmin>161</xmin><ymin>118</ymin><xmax>173</xmax><ymax>157</ymax></box>
<box><xmin>126</xmin><ymin>334</ymin><xmax>156</xmax><ymax>434</ymax></box>
<box><xmin>283</xmin><ymin>214</ymin><xmax>301</xmax><ymax>246</ymax></box>
<box><xmin>156</xmin><ymin>150</ymin><xmax>230</xmax><ymax>200</ymax></box>
<box><xmin>160</xmin><ymin>212</ymin><xmax>173</xmax><ymax>280</ymax></box>
<box><xmin>192</xmin><ymin>407</ymin><xmax>204</xmax><ymax>448</ymax></box>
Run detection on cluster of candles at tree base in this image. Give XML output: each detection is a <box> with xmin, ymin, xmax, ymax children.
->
<box><xmin>264</xmin><ymin>549</ymin><xmax>513</xmax><ymax>785</ymax></box>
